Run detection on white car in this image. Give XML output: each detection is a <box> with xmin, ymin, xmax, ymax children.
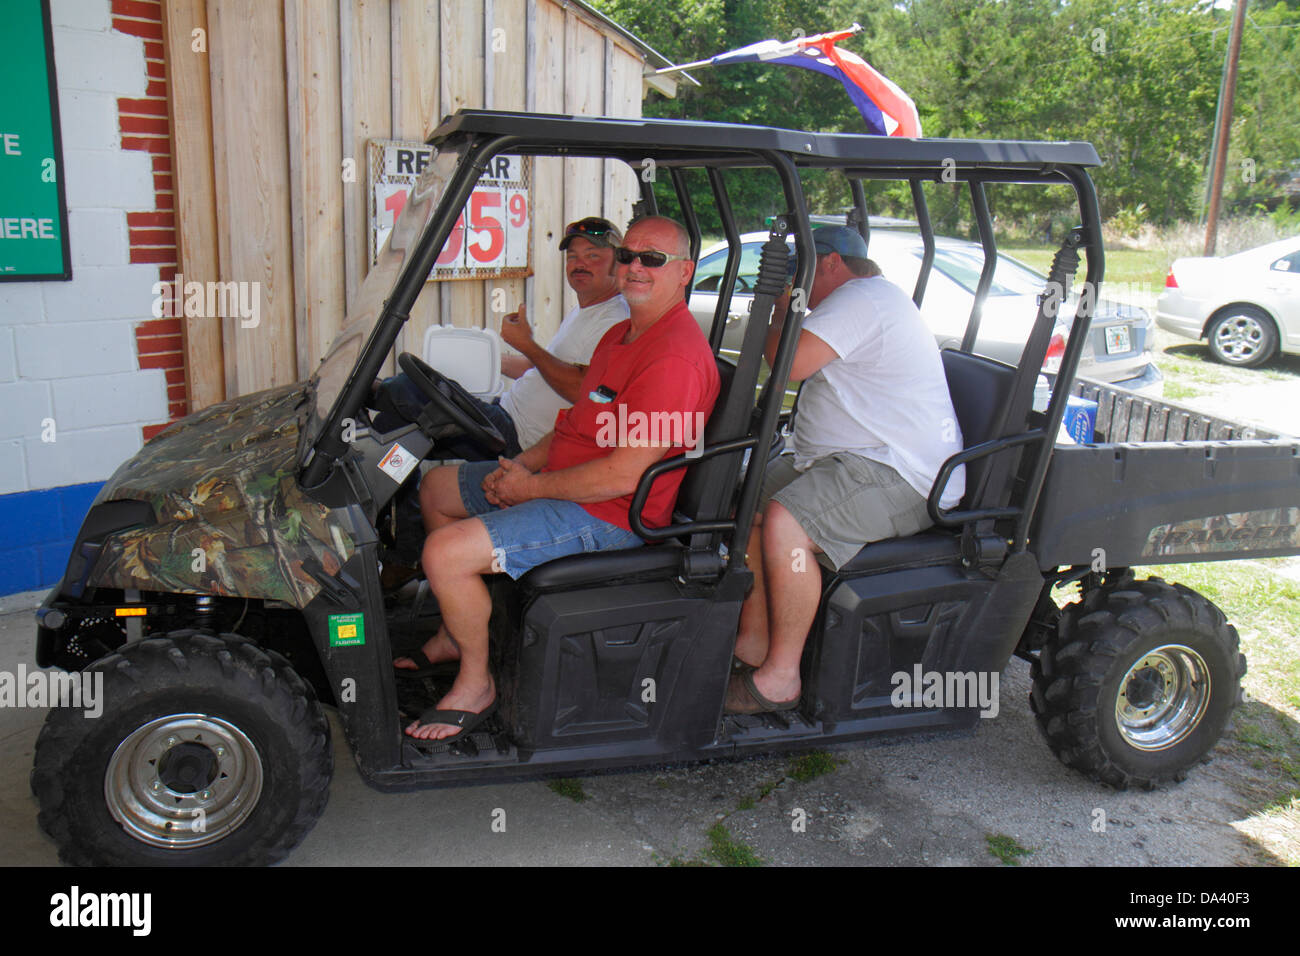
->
<box><xmin>689</xmin><ymin>229</ymin><xmax>1163</xmax><ymax>394</ymax></box>
<box><xmin>1157</xmin><ymin>236</ymin><xmax>1300</xmax><ymax>367</ymax></box>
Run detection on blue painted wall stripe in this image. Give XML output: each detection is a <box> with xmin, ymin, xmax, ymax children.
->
<box><xmin>0</xmin><ymin>482</ymin><xmax>106</xmax><ymax>596</ymax></box>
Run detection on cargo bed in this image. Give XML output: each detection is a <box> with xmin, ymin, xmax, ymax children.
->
<box><xmin>1029</xmin><ymin>377</ymin><xmax>1299</xmax><ymax>570</ymax></box>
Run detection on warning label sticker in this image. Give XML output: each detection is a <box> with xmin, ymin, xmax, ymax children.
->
<box><xmin>378</xmin><ymin>443</ymin><xmax>419</xmax><ymax>484</ymax></box>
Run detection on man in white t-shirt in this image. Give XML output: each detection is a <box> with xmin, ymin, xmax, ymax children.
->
<box><xmin>371</xmin><ymin>216</ymin><xmax>629</xmax><ymax>457</ymax></box>
<box><xmin>726</xmin><ymin>226</ymin><xmax>966</xmax><ymax>715</ymax></box>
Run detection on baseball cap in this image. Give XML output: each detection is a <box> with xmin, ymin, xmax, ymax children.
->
<box><xmin>812</xmin><ymin>225</ymin><xmax>870</xmax><ymax>259</ymax></box>
<box><xmin>559</xmin><ymin>217</ymin><xmax>623</xmax><ymax>250</ymax></box>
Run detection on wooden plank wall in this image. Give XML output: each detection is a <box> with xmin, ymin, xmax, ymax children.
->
<box><xmin>206</xmin><ymin>0</ymin><xmax>297</xmax><ymax>398</ymax></box>
<box><xmin>171</xmin><ymin>0</ymin><xmax>647</xmax><ymax>405</ymax></box>
<box><xmin>162</xmin><ymin>0</ymin><xmax>224</xmax><ymax>410</ymax></box>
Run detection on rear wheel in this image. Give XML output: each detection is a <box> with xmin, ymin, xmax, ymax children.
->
<box><xmin>1206</xmin><ymin>305</ymin><xmax>1277</xmax><ymax>368</ymax></box>
<box><xmin>32</xmin><ymin>630</ymin><xmax>331</xmax><ymax>866</ymax></box>
<box><xmin>1030</xmin><ymin>577</ymin><xmax>1245</xmax><ymax>789</ymax></box>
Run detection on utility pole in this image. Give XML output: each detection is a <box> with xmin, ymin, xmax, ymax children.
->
<box><xmin>1204</xmin><ymin>0</ymin><xmax>1249</xmax><ymax>257</ymax></box>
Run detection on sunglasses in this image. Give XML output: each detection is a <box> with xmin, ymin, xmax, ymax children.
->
<box><xmin>564</xmin><ymin>218</ymin><xmax>619</xmax><ymax>240</ymax></box>
<box><xmin>613</xmin><ymin>247</ymin><xmax>690</xmax><ymax>268</ymax></box>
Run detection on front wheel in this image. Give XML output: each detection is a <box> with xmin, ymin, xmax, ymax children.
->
<box><xmin>32</xmin><ymin>630</ymin><xmax>332</xmax><ymax>866</ymax></box>
<box><xmin>1030</xmin><ymin>577</ymin><xmax>1245</xmax><ymax>789</ymax></box>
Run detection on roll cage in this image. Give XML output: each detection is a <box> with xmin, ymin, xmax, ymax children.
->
<box><xmin>301</xmin><ymin>109</ymin><xmax>1105</xmax><ymax>566</ymax></box>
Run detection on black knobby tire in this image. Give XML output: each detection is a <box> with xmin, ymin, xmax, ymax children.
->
<box><xmin>31</xmin><ymin>630</ymin><xmax>332</xmax><ymax>866</ymax></box>
<box><xmin>1206</xmin><ymin>305</ymin><xmax>1278</xmax><ymax>368</ymax></box>
<box><xmin>1030</xmin><ymin>577</ymin><xmax>1246</xmax><ymax>789</ymax></box>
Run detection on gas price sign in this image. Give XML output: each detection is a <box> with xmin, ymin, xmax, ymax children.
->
<box><xmin>368</xmin><ymin>140</ymin><xmax>531</xmax><ymax>281</ymax></box>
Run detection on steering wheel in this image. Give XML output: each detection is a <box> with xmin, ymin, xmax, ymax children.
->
<box><xmin>396</xmin><ymin>352</ymin><xmax>507</xmax><ymax>455</ymax></box>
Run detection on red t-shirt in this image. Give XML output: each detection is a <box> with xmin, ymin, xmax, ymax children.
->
<box><xmin>545</xmin><ymin>300</ymin><xmax>720</xmax><ymax>530</ymax></box>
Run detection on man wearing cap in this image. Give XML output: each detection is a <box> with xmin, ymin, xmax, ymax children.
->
<box><xmin>726</xmin><ymin>225</ymin><xmax>966</xmax><ymax>714</ymax></box>
<box><xmin>371</xmin><ymin>216</ymin><xmax>630</xmax><ymax>458</ymax></box>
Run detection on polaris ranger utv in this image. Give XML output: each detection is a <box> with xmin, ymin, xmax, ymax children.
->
<box><xmin>31</xmin><ymin>111</ymin><xmax>1300</xmax><ymax>866</ymax></box>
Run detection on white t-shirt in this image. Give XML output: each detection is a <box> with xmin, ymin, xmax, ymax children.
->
<box><xmin>793</xmin><ymin>276</ymin><xmax>966</xmax><ymax>510</ymax></box>
<box><xmin>499</xmin><ymin>294</ymin><xmax>629</xmax><ymax>449</ymax></box>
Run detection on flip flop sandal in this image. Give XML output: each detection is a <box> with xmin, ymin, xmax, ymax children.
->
<box><xmin>393</xmin><ymin>645</ymin><xmax>456</xmax><ymax>679</ymax></box>
<box><xmin>405</xmin><ymin>697</ymin><xmax>500</xmax><ymax>744</ymax></box>
<box><xmin>732</xmin><ymin>655</ymin><xmax>758</xmax><ymax>673</ymax></box>
<box><xmin>724</xmin><ymin>669</ymin><xmax>799</xmax><ymax>715</ymax></box>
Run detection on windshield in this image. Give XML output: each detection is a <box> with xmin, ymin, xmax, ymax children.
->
<box><xmin>306</xmin><ymin>144</ymin><xmax>463</xmax><ymax>447</ymax></box>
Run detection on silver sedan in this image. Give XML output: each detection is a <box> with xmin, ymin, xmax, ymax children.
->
<box><xmin>689</xmin><ymin>229</ymin><xmax>1163</xmax><ymax>395</ymax></box>
<box><xmin>1157</xmin><ymin>236</ymin><xmax>1300</xmax><ymax>367</ymax></box>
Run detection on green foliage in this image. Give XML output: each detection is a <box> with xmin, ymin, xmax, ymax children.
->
<box><xmin>787</xmin><ymin>750</ymin><xmax>842</xmax><ymax>782</ymax></box>
<box><xmin>547</xmin><ymin>778</ymin><xmax>587</xmax><ymax>802</ymax></box>
<box><xmin>589</xmin><ymin>0</ymin><xmax>1300</xmax><ymax>229</ymax></box>
<box><xmin>985</xmin><ymin>832</ymin><xmax>1034</xmax><ymax>865</ymax></box>
<box><xmin>704</xmin><ymin>822</ymin><xmax>764</xmax><ymax>866</ymax></box>
<box><xmin>1109</xmin><ymin>202</ymin><xmax>1149</xmax><ymax>239</ymax></box>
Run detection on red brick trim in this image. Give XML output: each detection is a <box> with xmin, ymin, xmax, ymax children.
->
<box><xmin>115</xmin><ymin>4</ymin><xmax>187</xmax><ymax>444</ymax></box>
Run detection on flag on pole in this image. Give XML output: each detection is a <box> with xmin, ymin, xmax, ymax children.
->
<box><xmin>656</xmin><ymin>25</ymin><xmax>921</xmax><ymax>138</ymax></box>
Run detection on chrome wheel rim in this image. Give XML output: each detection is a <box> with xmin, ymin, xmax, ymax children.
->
<box><xmin>1114</xmin><ymin>645</ymin><xmax>1211</xmax><ymax>751</ymax></box>
<box><xmin>105</xmin><ymin>714</ymin><xmax>263</xmax><ymax>849</ymax></box>
<box><xmin>1213</xmin><ymin>315</ymin><xmax>1265</xmax><ymax>362</ymax></box>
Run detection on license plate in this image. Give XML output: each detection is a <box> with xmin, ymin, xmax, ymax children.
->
<box><xmin>1105</xmin><ymin>325</ymin><xmax>1132</xmax><ymax>355</ymax></box>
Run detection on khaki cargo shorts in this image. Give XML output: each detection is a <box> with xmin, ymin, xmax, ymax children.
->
<box><xmin>759</xmin><ymin>452</ymin><xmax>932</xmax><ymax>570</ymax></box>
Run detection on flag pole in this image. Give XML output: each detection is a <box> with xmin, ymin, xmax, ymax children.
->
<box><xmin>651</xmin><ymin>23</ymin><xmax>864</xmax><ymax>76</ymax></box>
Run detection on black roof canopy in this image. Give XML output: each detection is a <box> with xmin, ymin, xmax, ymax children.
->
<box><xmin>426</xmin><ymin>109</ymin><xmax>1102</xmax><ymax>175</ymax></box>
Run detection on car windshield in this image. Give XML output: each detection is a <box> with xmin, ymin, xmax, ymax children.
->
<box><xmin>694</xmin><ymin>245</ymin><xmax>764</xmax><ymax>295</ymax></box>
<box><xmin>304</xmin><ymin>144</ymin><xmax>464</xmax><ymax>449</ymax></box>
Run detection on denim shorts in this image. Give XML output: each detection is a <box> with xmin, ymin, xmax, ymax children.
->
<box><xmin>456</xmin><ymin>460</ymin><xmax>643</xmax><ymax>579</ymax></box>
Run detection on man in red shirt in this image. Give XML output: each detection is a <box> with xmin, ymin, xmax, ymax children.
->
<box><xmin>399</xmin><ymin>216</ymin><xmax>719</xmax><ymax>741</ymax></box>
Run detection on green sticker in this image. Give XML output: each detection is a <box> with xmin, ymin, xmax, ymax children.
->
<box><xmin>328</xmin><ymin>613</ymin><xmax>365</xmax><ymax>647</ymax></box>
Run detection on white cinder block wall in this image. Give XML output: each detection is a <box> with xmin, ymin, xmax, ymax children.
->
<box><xmin>0</xmin><ymin>0</ymin><xmax>168</xmax><ymax>498</ymax></box>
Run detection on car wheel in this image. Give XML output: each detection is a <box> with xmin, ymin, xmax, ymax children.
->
<box><xmin>31</xmin><ymin>630</ymin><xmax>332</xmax><ymax>866</ymax></box>
<box><xmin>1206</xmin><ymin>306</ymin><xmax>1277</xmax><ymax>368</ymax></box>
<box><xmin>1030</xmin><ymin>577</ymin><xmax>1245</xmax><ymax>789</ymax></box>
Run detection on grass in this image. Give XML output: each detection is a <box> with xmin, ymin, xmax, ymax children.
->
<box><xmin>787</xmin><ymin>750</ymin><xmax>842</xmax><ymax>782</ymax></box>
<box><xmin>704</xmin><ymin>823</ymin><xmax>764</xmax><ymax>867</ymax></box>
<box><xmin>547</xmin><ymin>778</ymin><xmax>587</xmax><ymax>802</ymax></box>
<box><xmin>985</xmin><ymin>833</ymin><xmax>1034</xmax><ymax>866</ymax></box>
<box><xmin>1134</xmin><ymin>561</ymin><xmax>1300</xmax><ymax>863</ymax></box>
<box><xmin>1002</xmin><ymin>246</ymin><xmax>1170</xmax><ymax>293</ymax></box>
<box><xmin>1162</xmin><ymin>380</ymin><xmax>1201</xmax><ymax>401</ymax></box>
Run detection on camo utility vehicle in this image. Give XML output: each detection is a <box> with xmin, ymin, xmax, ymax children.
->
<box><xmin>31</xmin><ymin>111</ymin><xmax>1300</xmax><ymax>865</ymax></box>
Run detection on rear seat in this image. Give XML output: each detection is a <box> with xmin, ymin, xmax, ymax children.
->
<box><xmin>833</xmin><ymin>349</ymin><xmax>1020</xmax><ymax>575</ymax></box>
<box><xmin>523</xmin><ymin>348</ymin><xmax>1022</xmax><ymax>590</ymax></box>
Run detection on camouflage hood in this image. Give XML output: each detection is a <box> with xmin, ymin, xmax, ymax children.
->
<box><xmin>89</xmin><ymin>384</ymin><xmax>355</xmax><ymax>607</ymax></box>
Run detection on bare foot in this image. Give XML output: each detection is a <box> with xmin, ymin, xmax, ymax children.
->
<box><xmin>393</xmin><ymin>630</ymin><xmax>461</xmax><ymax>671</ymax></box>
<box><xmin>405</xmin><ymin>677</ymin><xmax>496</xmax><ymax>740</ymax></box>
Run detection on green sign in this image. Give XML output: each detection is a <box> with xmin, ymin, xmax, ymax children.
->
<box><xmin>0</xmin><ymin>0</ymin><xmax>71</xmax><ymax>281</ymax></box>
<box><xmin>328</xmin><ymin>613</ymin><xmax>366</xmax><ymax>647</ymax></box>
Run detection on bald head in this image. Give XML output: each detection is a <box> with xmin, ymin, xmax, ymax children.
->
<box><xmin>628</xmin><ymin>215</ymin><xmax>691</xmax><ymax>257</ymax></box>
<box><xmin>618</xmin><ymin>216</ymin><xmax>695</xmax><ymax>323</ymax></box>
